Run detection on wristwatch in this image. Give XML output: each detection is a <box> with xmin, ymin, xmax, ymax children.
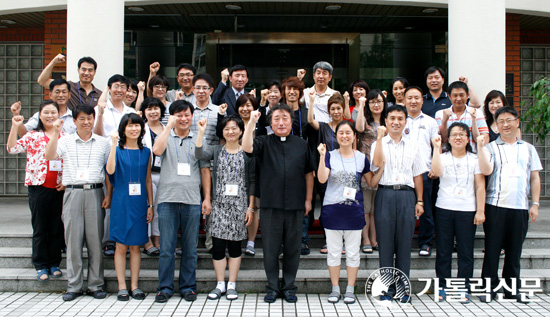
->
<box><xmin>148</xmin><ymin>205</ymin><xmax>154</xmax><ymax>208</ymax></box>
<box><xmin>416</xmin><ymin>201</ymin><xmax>424</xmax><ymax>206</ymax></box>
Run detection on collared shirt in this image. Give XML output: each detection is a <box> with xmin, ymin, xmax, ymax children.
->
<box><xmin>94</xmin><ymin>99</ymin><xmax>136</xmax><ymax>137</ymax></box>
<box><xmin>436</xmin><ymin>152</ymin><xmax>482</xmax><ymax>212</ymax></box>
<box><xmin>370</xmin><ymin>135</ymin><xmax>428</xmax><ymax>188</ymax></box>
<box><xmin>191</xmin><ymin>102</ymin><xmax>221</xmax><ymax>146</ymax></box>
<box><xmin>157</xmin><ymin>129</ymin><xmax>210</xmax><ymax>205</ymax></box>
<box><xmin>435</xmin><ymin>105</ymin><xmax>489</xmax><ymax>152</ymax></box>
<box><xmin>67</xmin><ymin>81</ymin><xmax>102</xmax><ymax>110</ymax></box>
<box><xmin>56</xmin><ymin>133</ymin><xmax>110</xmax><ymax>185</ymax></box>
<box><xmin>484</xmin><ymin>137</ymin><xmax>543</xmax><ymax>210</ymax></box>
<box><xmin>160</xmin><ymin>101</ymin><xmax>173</xmax><ymax>126</ymax></box>
<box><xmin>7</xmin><ymin>131</ymin><xmax>66</xmax><ymax>186</ymax></box>
<box><xmin>422</xmin><ymin>91</ymin><xmax>451</xmax><ymax>118</ymax></box>
<box><xmin>303</xmin><ymin>86</ymin><xmax>336</xmax><ymax>123</ymax></box>
<box><xmin>25</xmin><ymin>109</ymin><xmax>76</xmax><ymax>134</ymax></box>
<box><xmin>232</xmin><ymin>87</ymin><xmax>245</xmax><ymax>99</ymax></box>
<box><xmin>166</xmin><ymin>89</ymin><xmax>196</xmax><ymax>104</ymax></box>
<box><xmin>403</xmin><ymin>112</ymin><xmax>439</xmax><ymax>170</ymax></box>
<box><xmin>247</xmin><ymin>134</ymin><xmax>315</xmax><ymax>210</ymax></box>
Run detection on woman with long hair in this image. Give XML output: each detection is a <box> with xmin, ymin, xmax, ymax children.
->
<box><xmin>483</xmin><ymin>90</ymin><xmax>521</xmax><ymax>142</ymax></box>
<box><xmin>387</xmin><ymin>77</ymin><xmax>409</xmax><ymax>106</ymax></box>
<box><xmin>345</xmin><ymin>80</ymin><xmax>370</xmax><ymax>122</ymax></box>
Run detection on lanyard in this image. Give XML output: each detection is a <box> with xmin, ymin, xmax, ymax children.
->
<box><xmin>173</xmin><ymin>135</ymin><xmax>191</xmax><ymax>163</ymax></box>
<box><xmin>339</xmin><ymin>149</ymin><xmax>359</xmax><ymax>185</ymax></box>
<box><xmin>75</xmin><ymin>138</ymin><xmax>93</xmax><ymax>167</ymax></box>
<box><xmin>77</xmin><ymin>82</ymin><xmax>95</xmax><ymax>106</ymax></box>
<box><xmin>125</xmin><ymin>148</ymin><xmax>141</xmax><ymax>183</ymax></box>
<box><xmin>451</xmin><ymin>153</ymin><xmax>470</xmax><ymax>185</ymax></box>
<box><xmin>390</xmin><ymin>140</ymin><xmax>404</xmax><ymax>173</ymax></box>
<box><xmin>499</xmin><ymin>142</ymin><xmax>520</xmax><ymax>165</ymax></box>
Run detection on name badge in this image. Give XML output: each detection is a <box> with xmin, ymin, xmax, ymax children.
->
<box><xmin>225</xmin><ymin>184</ymin><xmax>239</xmax><ymax>196</ymax></box>
<box><xmin>454</xmin><ymin>186</ymin><xmax>466</xmax><ymax>197</ymax></box>
<box><xmin>343</xmin><ymin>186</ymin><xmax>357</xmax><ymax>200</ymax></box>
<box><xmin>49</xmin><ymin>160</ymin><xmax>62</xmax><ymax>171</ymax></box>
<box><xmin>177</xmin><ymin>163</ymin><xmax>191</xmax><ymax>176</ymax></box>
<box><xmin>129</xmin><ymin>183</ymin><xmax>141</xmax><ymax>196</ymax></box>
<box><xmin>76</xmin><ymin>169</ymin><xmax>89</xmax><ymax>181</ymax></box>
<box><xmin>154</xmin><ymin>156</ymin><xmax>162</xmax><ymax>167</ymax></box>
<box><xmin>392</xmin><ymin>173</ymin><xmax>405</xmax><ymax>183</ymax></box>
<box><xmin>503</xmin><ymin>164</ymin><xmax>521</xmax><ymax>178</ymax></box>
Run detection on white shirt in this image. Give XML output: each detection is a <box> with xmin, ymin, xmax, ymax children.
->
<box><xmin>94</xmin><ymin>99</ymin><xmax>136</xmax><ymax>137</ymax></box>
<box><xmin>303</xmin><ymin>86</ymin><xmax>336</xmax><ymax>123</ymax></box>
<box><xmin>370</xmin><ymin>135</ymin><xmax>428</xmax><ymax>188</ymax></box>
<box><xmin>403</xmin><ymin>112</ymin><xmax>439</xmax><ymax>171</ymax></box>
<box><xmin>25</xmin><ymin>109</ymin><xmax>76</xmax><ymax>134</ymax></box>
<box><xmin>436</xmin><ymin>152</ymin><xmax>482</xmax><ymax>212</ymax></box>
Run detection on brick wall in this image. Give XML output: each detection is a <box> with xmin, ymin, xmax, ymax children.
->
<box><xmin>521</xmin><ymin>31</ymin><xmax>550</xmax><ymax>45</ymax></box>
<box><xmin>43</xmin><ymin>10</ymin><xmax>67</xmax><ymax>77</ymax></box>
<box><xmin>0</xmin><ymin>28</ymin><xmax>44</xmax><ymax>42</ymax></box>
<box><xmin>506</xmin><ymin>13</ymin><xmax>521</xmax><ymax>109</ymax></box>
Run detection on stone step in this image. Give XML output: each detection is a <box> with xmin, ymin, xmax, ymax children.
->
<box><xmin>1</xmin><ymin>247</ymin><xmax>549</xmax><ymax>271</ymax></box>
<box><xmin>2</xmin><ymin>231</ymin><xmax>550</xmax><ymax>249</ymax></box>
<box><xmin>0</xmin><ymin>268</ymin><xmax>548</xmax><ymax>293</ymax></box>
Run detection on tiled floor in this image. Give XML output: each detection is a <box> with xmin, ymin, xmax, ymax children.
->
<box><xmin>1</xmin><ymin>292</ymin><xmax>550</xmax><ymax>316</ymax></box>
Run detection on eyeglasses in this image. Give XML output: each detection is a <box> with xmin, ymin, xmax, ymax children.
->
<box><xmin>193</xmin><ymin>86</ymin><xmax>211</xmax><ymax>91</ymax></box>
<box><xmin>450</xmin><ymin>133</ymin><xmax>468</xmax><ymax>138</ymax></box>
<box><xmin>178</xmin><ymin>72</ymin><xmax>194</xmax><ymax>78</ymax></box>
<box><xmin>369</xmin><ymin>100</ymin><xmax>383</xmax><ymax>105</ymax></box>
<box><xmin>497</xmin><ymin>118</ymin><xmax>517</xmax><ymax>125</ymax></box>
<box><xmin>111</xmin><ymin>84</ymin><xmax>127</xmax><ymax>90</ymax></box>
<box><xmin>153</xmin><ymin>85</ymin><xmax>167</xmax><ymax>90</ymax></box>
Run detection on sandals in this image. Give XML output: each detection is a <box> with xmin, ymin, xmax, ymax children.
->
<box><xmin>362</xmin><ymin>245</ymin><xmax>373</xmax><ymax>254</ymax></box>
<box><xmin>438</xmin><ymin>289</ymin><xmax>446</xmax><ymax>302</ymax></box>
<box><xmin>460</xmin><ymin>292</ymin><xmax>471</xmax><ymax>304</ymax></box>
<box><xmin>208</xmin><ymin>288</ymin><xmax>225</xmax><ymax>300</ymax></box>
<box><xmin>36</xmin><ymin>269</ymin><xmax>49</xmax><ymax>282</ymax></box>
<box><xmin>143</xmin><ymin>246</ymin><xmax>160</xmax><ymax>256</ymax></box>
<box><xmin>320</xmin><ymin>244</ymin><xmax>328</xmax><ymax>254</ymax></box>
<box><xmin>328</xmin><ymin>291</ymin><xmax>341</xmax><ymax>303</ymax></box>
<box><xmin>343</xmin><ymin>291</ymin><xmax>356</xmax><ymax>304</ymax></box>
<box><xmin>49</xmin><ymin>267</ymin><xmax>62</xmax><ymax>278</ymax></box>
<box><xmin>117</xmin><ymin>289</ymin><xmax>129</xmax><ymax>301</ymax></box>
<box><xmin>226</xmin><ymin>288</ymin><xmax>238</xmax><ymax>301</ymax></box>
<box><xmin>131</xmin><ymin>288</ymin><xmax>145</xmax><ymax>300</ymax></box>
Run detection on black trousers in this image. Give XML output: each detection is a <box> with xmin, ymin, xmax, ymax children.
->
<box><xmin>261</xmin><ymin>208</ymin><xmax>303</xmax><ymax>294</ymax></box>
<box><xmin>481</xmin><ymin>204</ymin><xmax>529</xmax><ymax>297</ymax></box>
<box><xmin>28</xmin><ymin>185</ymin><xmax>64</xmax><ymax>270</ymax></box>
<box><xmin>435</xmin><ymin>207</ymin><xmax>476</xmax><ymax>289</ymax></box>
<box><xmin>211</xmin><ymin>236</ymin><xmax>242</xmax><ymax>260</ymax></box>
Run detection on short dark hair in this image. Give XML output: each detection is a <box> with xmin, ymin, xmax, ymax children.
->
<box><xmin>36</xmin><ymin>100</ymin><xmax>59</xmax><ymax>132</ymax></box>
<box><xmin>177</xmin><ymin>63</ymin><xmax>196</xmax><ymax>76</ymax></box>
<box><xmin>386</xmin><ymin>104</ymin><xmax>408</xmax><ymax>117</ymax></box>
<box><xmin>118</xmin><ymin>113</ymin><xmax>145</xmax><ymax>150</ymax></box>
<box><xmin>348</xmin><ymin>80</ymin><xmax>370</xmax><ymax>106</ymax></box>
<box><xmin>216</xmin><ymin>114</ymin><xmax>245</xmax><ymax>140</ymax></box>
<box><xmin>327</xmin><ymin>92</ymin><xmax>345</xmax><ymax>109</ymax></box>
<box><xmin>424</xmin><ymin>66</ymin><xmax>445</xmax><ymax>80</ymax></box>
<box><xmin>267</xmin><ymin>80</ymin><xmax>281</xmax><ymax>92</ymax></box>
<box><xmin>267</xmin><ymin>103</ymin><xmax>294</xmax><ymax>124</ymax></box>
<box><xmin>127</xmin><ymin>78</ymin><xmax>139</xmax><ymax>92</ymax></box>
<box><xmin>335</xmin><ymin>120</ymin><xmax>357</xmax><ymax>136</ymax></box>
<box><xmin>77</xmin><ymin>56</ymin><xmax>97</xmax><ymax>70</ymax></box>
<box><xmin>444</xmin><ymin>122</ymin><xmax>473</xmax><ymax>153</ymax></box>
<box><xmin>108</xmin><ymin>74</ymin><xmax>129</xmax><ymax>88</ymax></box>
<box><xmin>149</xmin><ymin>75</ymin><xmax>170</xmax><ymax>91</ymax></box>
<box><xmin>281</xmin><ymin>76</ymin><xmax>305</xmax><ymax>105</ymax></box>
<box><xmin>494</xmin><ymin>106</ymin><xmax>518</xmax><ymax>121</ymax></box>
<box><xmin>73</xmin><ymin>103</ymin><xmax>95</xmax><ymax>119</ymax></box>
<box><xmin>483</xmin><ymin>90</ymin><xmax>509</xmax><ymax>127</ymax></box>
<box><xmin>405</xmin><ymin>86</ymin><xmax>424</xmax><ymax>97</ymax></box>
<box><xmin>49</xmin><ymin>78</ymin><xmax>70</xmax><ymax>91</ymax></box>
<box><xmin>140</xmin><ymin>97</ymin><xmax>166</xmax><ymax>122</ymax></box>
<box><xmin>169</xmin><ymin>100</ymin><xmax>194</xmax><ymax>115</ymax></box>
<box><xmin>192</xmin><ymin>73</ymin><xmax>214</xmax><ymax>88</ymax></box>
<box><xmin>236</xmin><ymin>93</ymin><xmax>259</xmax><ymax>114</ymax></box>
<box><xmin>448</xmin><ymin>81</ymin><xmax>469</xmax><ymax>95</ymax></box>
<box><xmin>229</xmin><ymin>64</ymin><xmax>248</xmax><ymax>77</ymax></box>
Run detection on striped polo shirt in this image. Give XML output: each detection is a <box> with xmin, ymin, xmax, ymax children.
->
<box><xmin>483</xmin><ymin>137</ymin><xmax>543</xmax><ymax>210</ymax></box>
<box><xmin>56</xmin><ymin>133</ymin><xmax>110</xmax><ymax>185</ymax></box>
<box><xmin>435</xmin><ymin>105</ymin><xmax>489</xmax><ymax>152</ymax></box>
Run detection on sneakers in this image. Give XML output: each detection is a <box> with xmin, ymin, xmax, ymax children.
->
<box><xmin>419</xmin><ymin>245</ymin><xmax>432</xmax><ymax>256</ymax></box>
<box><xmin>245</xmin><ymin>245</ymin><xmax>255</xmax><ymax>256</ymax></box>
<box><xmin>301</xmin><ymin>242</ymin><xmax>310</xmax><ymax>255</ymax></box>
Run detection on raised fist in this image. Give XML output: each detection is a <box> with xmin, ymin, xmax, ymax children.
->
<box><xmin>219</xmin><ymin>103</ymin><xmax>228</xmax><ymax>115</ymax></box>
<box><xmin>221</xmin><ymin>68</ymin><xmax>229</xmax><ymax>83</ymax></box>
<box><xmin>442</xmin><ymin>108</ymin><xmax>452</xmax><ymax>120</ymax></box>
<box><xmin>458</xmin><ymin>76</ymin><xmax>468</xmax><ymax>84</ymax></box>
<box><xmin>167</xmin><ymin>115</ymin><xmax>177</xmax><ymax>128</ymax></box>
<box><xmin>432</xmin><ymin>135</ymin><xmax>441</xmax><ymax>148</ymax></box>
<box><xmin>308</xmin><ymin>89</ymin><xmax>316</xmax><ymax>103</ymax></box>
<box><xmin>317</xmin><ymin>143</ymin><xmax>327</xmax><ymax>156</ymax></box>
<box><xmin>343</xmin><ymin>91</ymin><xmax>350</xmax><ymax>104</ymax></box>
<box><xmin>52</xmin><ymin>53</ymin><xmax>66</xmax><ymax>65</ymax></box>
<box><xmin>12</xmin><ymin>115</ymin><xmax>24</xmax><ymax>127</ymax></box>
<box><xmin>137</xmin><ymin>81</ymin><xmax>145</xmax><ymax>92</ymax></box>
<box><xmin>149</xmin><ymin>62</ymin><xmax>160</xmax><ymax>74</ymax></box>
<box><xmin>176</xmin><ymin>90</ymin><xmax>184</xmax><ymax>100</ymax></box>
<box><xmin>358</xmin><ymin>97</ymin><xmax>366</xmax><ymax>108</ymax></box>
<box><xmin>250</xmin><ymin>110</ymin><xmax>261</xmax><ymax>124</ymax></box>
<box><xmin>476</xmin><ymin>135</ymin><xmax>486</xmax><ymax>148</ymax></box>
<box><xmin>377</xmin><ymin>125</ymin><xmax>387</xmax><ymax>139</ymax></box>
<box><xmin>297</xmin><ymin>69</ymin><xmax>306</xmax><ymax>81</ymax></box>
<box><xmin>197</xmin><ymin>118</ymin><xmax>207</xmax><ymax>134</ymax></box>
<box><xmin>53</xmin><ymin>119</ymin><xmax>63</xmax><ymax>134</ymax></box>
<box><xmin>10</xmin><ymin>101</ymin><xmax>21</xmax><ymax>116</ymax></box>
<box><xmin>468</xmin><ymin>107</ymin><xmax>477</xmax><ymax>119</ymax></box>
<box><xmin>111</xmin><ymin>131</ymin><xmax>119</xmax><ymax>143</ymax></box>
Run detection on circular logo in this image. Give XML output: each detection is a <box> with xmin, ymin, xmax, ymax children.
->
<box><xmin>365</xmin><ymin>267</ymin><xmax>412</xmax><ymax>307</ymax></box>
<box><xmin>404</xmin><ymin>128</ymin><xmax>410</xmax><ymax>135</ymax></box>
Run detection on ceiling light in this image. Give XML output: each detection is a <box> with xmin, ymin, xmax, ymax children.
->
<box><xmin>325</xmin><ymin>5</ymin><xmax>342</xmax><ymax>11</ymax></box>
<box><xmin>405</xmin><ymin>26</ymin><xmax>415</xmax><ymax>30</ymax></box>
<box><xmin>225</xmin><ymin>5</ymin><xmax>242</xmax><ymax>10</ymax></box>
<box><xmin>1</xmin><ymin>20</ymin><xmax>16</xmax><ymax>24</ymax></box>
<box><xmin>150</xmin><ymin>25</ymin><xmax>160</xmax><ymax>28</ymax></box>
<box><xmin>128</xmin><ymin>7</ymin><xmax>144</xmax><ymax>12</ymax></box>
<box><xmin>422</xmin><ymin>8</ymin><xmax>438</xmax><ymax>14</ymax></box>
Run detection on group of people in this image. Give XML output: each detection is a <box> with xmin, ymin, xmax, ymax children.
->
<box><xmin>6</xmin><ymin>53</ymin><xmax>541</xmax><ymax>305</ymax></box>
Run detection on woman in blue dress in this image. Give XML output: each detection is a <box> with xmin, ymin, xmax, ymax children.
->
<box><xmin>106</xmin><ymin>113</ymin><xmax>153</xmax><ymax>301</ymax></box>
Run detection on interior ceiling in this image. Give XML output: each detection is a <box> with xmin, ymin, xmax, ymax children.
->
<box><xmin>0</xmin><ymin>2</ymin><xmax>548</xmax><ymax>33</ymax></box>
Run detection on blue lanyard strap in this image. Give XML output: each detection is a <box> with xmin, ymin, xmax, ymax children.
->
<box><xmin>172</xmin><ymin>134</ymin><xmax>191</xmax><ymax>163</ymax></box>
<box><xmin>75</xmin><ymin>138</ymin><xmax>93</xmax><ymax>168</ymax></box>
<box><xmin>125</xmin><ymin>148</ymin><xmax>141</xmax><ymax>183</ymax></box>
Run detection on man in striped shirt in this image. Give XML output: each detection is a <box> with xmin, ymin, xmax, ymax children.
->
<box><xmin>477</xmin><ymin>106</ymin><xmax>542</xmax><ymax>303</ymax></box>
<box><xmin>435</xmin><ymin>81</ymin><xmax>489</xmax><ymax>152</ymax></box>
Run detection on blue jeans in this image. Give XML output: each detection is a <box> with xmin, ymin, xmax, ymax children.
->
<box><xmin>157</xmin><ymin>202</ymin><xmax>201</xmax><ymax>296</ymax></box>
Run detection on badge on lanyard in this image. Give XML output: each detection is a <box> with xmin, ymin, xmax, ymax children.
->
<box><xmin>154</xmin><ymin>156</ymin><xmax>162</xmax><ymax>167</ymax></box>
<box><xmin>392</xmin><ymin>173</ymin><xmax>405</xmax><ymax>183</ymax></box>
<box><xmin>178</xmin><ymin>163</ymin><xmax>191</xmax><ymax>176</ymax></box>
<box><xmin>76</xmin><ymin>169</ymin><xmax>89</xmax><ymax>181</ymax></box>
<box><xmin>225</xmin><ymin>184</ymin><xmax>239</xmax><ymax>196</ymax></box>
<box><xmin>343</xmin><ymin>186</ymin><xmax>357</xmax><ymax>199</ymax></box>
<box><xmin>129</xmin><ymin>183</ymin><xmax>141</xmax><ymax>196</ymax></box>
<box><xmin>503</xmin><ymin>163</ymin><xmax>521</xmax><ymax>178</ymax></box>
<box><xmin>49</xmin><ymin>160</ymin><xmax>62</xmax><ymax>171</ymax></box>
<box><xmin>454</xmin><ymin>186</ymin><xmax>466</xmax><ymax>197</ymax></box>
